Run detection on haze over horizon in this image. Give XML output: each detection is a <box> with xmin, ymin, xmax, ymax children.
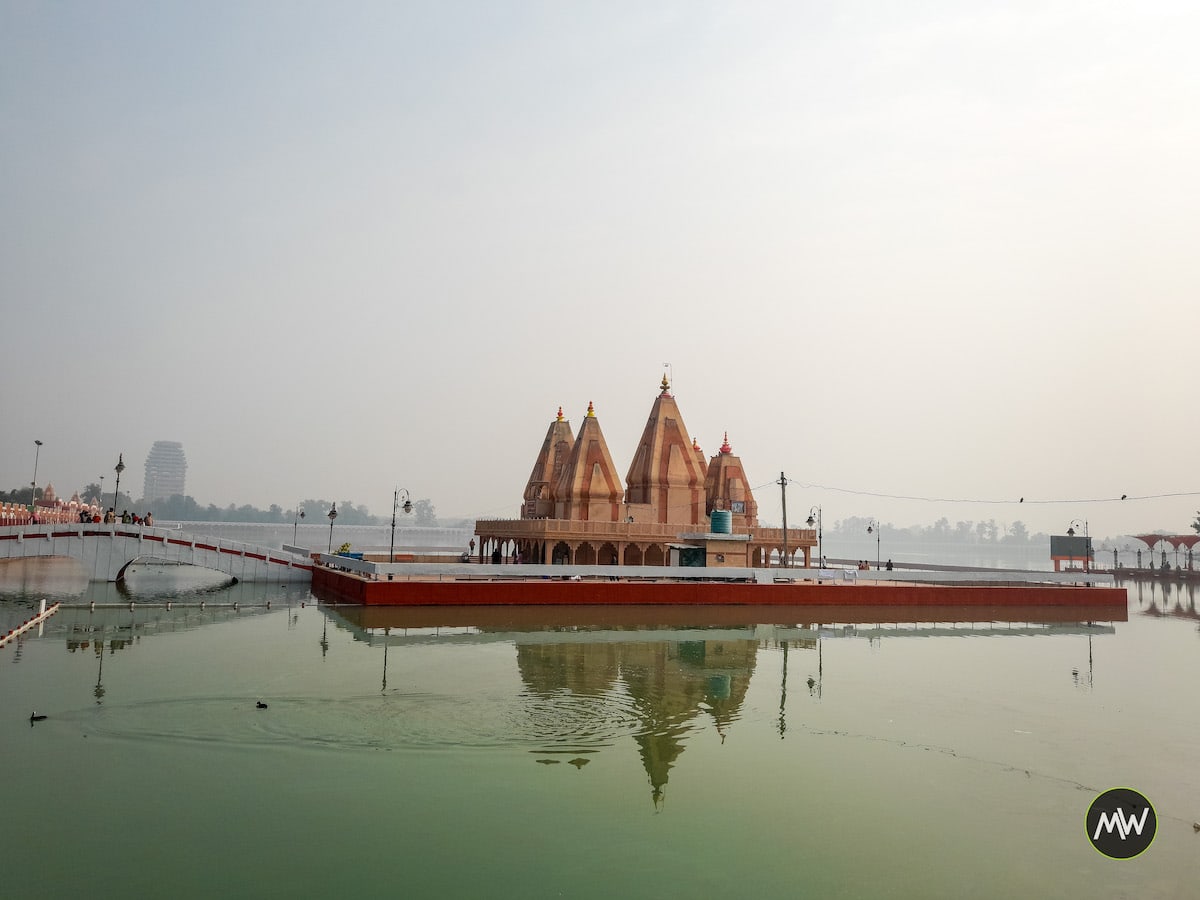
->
<box><xmin>4</xmin><ymin>2</ymin><xmax>1198</xmax><ymax>541</ymax></box>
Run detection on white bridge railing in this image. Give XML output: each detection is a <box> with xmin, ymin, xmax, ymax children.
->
<box><xmin>0</xmin><ymin>524</ymin><xmax>314</xmax><ymax>584</ymax></box>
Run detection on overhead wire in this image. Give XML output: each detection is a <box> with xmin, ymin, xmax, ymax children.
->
<box><xmin>749</xmin><ymin>480</ymin><xmax>1200</xmax><ymax>505</ymax></box>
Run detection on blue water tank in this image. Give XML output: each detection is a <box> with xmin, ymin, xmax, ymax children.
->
<box><xmin>711</xmin><ymin>509</ymin><xmax>733</xmax><ymax>534</ymax></box>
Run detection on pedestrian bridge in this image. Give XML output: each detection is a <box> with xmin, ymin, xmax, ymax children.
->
<box><xmin>0</xmin><ymin>524</ymin><xmax>313</xmax><ymax>583</ymax></box>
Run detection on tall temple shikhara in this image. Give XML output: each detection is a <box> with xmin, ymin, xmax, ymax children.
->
<box><xmin>474</xmin><ymin>376</ymin><xmax>816</xmax><ymax>568</ymax></box>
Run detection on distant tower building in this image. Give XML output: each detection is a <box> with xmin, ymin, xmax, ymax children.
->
<box><xmin>143</xmin><ymin>441</ymin><xmax>187</xmax><ymax>504</ymax></box>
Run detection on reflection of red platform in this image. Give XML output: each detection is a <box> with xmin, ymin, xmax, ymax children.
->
<box><xmin>312</xmin><ymin>567</ymin><xmax>1127</xmax><ymax>614</ymax></box>
<box><xmin>331</xmin><ymin>601</ymin><xmax>1127</xmax><ymax>632</ymax></box>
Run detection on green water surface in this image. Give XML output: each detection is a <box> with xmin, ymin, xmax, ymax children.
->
<box><xmin>1</xmin><ymin>562</ymin><xmax>1197</xmax><ymax>898</ymax></box>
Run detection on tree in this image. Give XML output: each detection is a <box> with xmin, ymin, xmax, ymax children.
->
<box><xmin>334</xmin><ymin>501</ymin><xmax>374</xmax><ymax>526</ymax></box>
<box><xmin>1004</xmin><ymin>521</ymin><xmax>1030</xmax><ymax>544</ymax></box>
<box><xmin>0</xmin><ymin>487</ymin><xmax>36</xmax><ymax>505</ymax></box>
<box><xmin>414</xmin><ymin>498</ymin><xmax>438</xmax><ymax>526</ymax></box>
<box><xmin>976</xmin><ymin>520</ymin><xmax>999</xmax><ymax>542</ymax></box>
<box><xmin>1192</xmin><ymin>511</ymin><xmax>1200</xmax><ymax>535</ymax></box>
<box><xmin>149</xmin><ymin>494</ymin><xmax>204</xmax><ymax>520</ymax></box>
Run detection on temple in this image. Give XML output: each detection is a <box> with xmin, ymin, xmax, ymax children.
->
<box><xmin>474</xmin><ymin>376</ymin><xmax>816</xmax><ymax>568</ymax></box>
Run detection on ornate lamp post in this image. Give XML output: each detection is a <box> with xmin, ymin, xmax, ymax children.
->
<box><xmin>94</xmin><ymin>643</ymin><xmax>106</xmax><ymax>704</ymax></box>
<box><xmin>806</xmin><ymin>505</ymin><xmax>823</xmax><ymax>567</ymax></box>
<box><xmin>292</xmin><ymin>504</ymin><xmax>306</xmax><ymax>544</ymax></box>
<box><xmin>1068</xmin><ymin>519</ymin><xmax>1089</xmax><ymax>572</ymax></box>
<box><xmin>113</xmin><ymin>454</ymin><xmax>125</xmax><ymax>520</ymax></box>
<box><xmin>867</xmin><ymin>520</ymin><xmax>881</xmax><ymax>571</ymax></box>
<box><xmin>777</xmin><ymin>471</ymin><xmax>789</xmax><ymax>568</ymax></box>
<box><xmin>390</xmin><ymin>488</ymin><xmax>413</xmax><ymax>564</ymax></box>
<box><xmin>30</xmin><ymin>439</ymin><xmax>43</xmax><ymax>514</ymax></box>
<box><xmin>327</xmin><ymin>503</ymin><xmax>338</xmax><ymax>553</ymax></box>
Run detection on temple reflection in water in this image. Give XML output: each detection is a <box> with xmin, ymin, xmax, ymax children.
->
<box><xmin>12</xmin><ymin>586</ymin><xmax>1134</xmax><ymax>809</ymax></box>
<box><xmin>325</xmin><ymin>602</ymin><xmax>1125</xmax><ymax>807</ymax></box>
<box><xmin>517</xmin><ymin>634</ymin><xmax>758</xmax><ymax>806</ymax></box>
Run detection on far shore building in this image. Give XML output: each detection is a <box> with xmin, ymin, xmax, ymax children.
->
<box><xmin>143</xmin><ymin>441</ymin><xmax>187</xmax><ymax>505</ymax></box>
<box><xmin>474</xmin><ymin>376</ymin><xmax>816</xmax><ymax>569</ymax></box>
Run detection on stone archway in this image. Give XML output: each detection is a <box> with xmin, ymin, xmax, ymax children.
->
<box><xmin>644</xmin><ymin>544</ymin><xmax>665</xmax><ymax>566</ymax></box>
<box><xmin>552</xmin><ymin>541</ymin><xmax>572</xmax><ymax>565</ymax></box>
<box><xmin>597</xmin><ymin>542</ymin><xmax>619</xmax><ymax>566</ymax></box>
<box><xmin>576</xmin><ymin>542</ymin><xmax>597</xmax><ymax>565</ymax></box>
<box><xmin>623</xmin><ymin>544</ymin><xmax>644</xmax><ymax>566</ymax></box>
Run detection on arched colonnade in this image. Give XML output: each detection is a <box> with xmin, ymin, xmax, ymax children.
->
<box><xmin>473</xmin><ymin>528</ymin><xmax>815</xmax><ymax>569</ymax></box>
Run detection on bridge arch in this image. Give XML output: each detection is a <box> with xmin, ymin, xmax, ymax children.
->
<box><xmin>0</xmin><ymin>525</ymin><xmax>312</xmax><ymax>584</ymax></box>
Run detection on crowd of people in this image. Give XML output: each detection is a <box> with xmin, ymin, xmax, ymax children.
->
<box><xmin>0</xmin><ymin>500</ymin><xmax>159</xmax><ymax>527</ymax></box>
<box><xmin>77</xmin><ymin>508</ymin><xmax>154</xmax><ymax>526</ymax></box>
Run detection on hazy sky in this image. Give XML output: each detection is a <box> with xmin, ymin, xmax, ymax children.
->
<box><xmin>3</xmin><ymin>1</ymin><xmax>1199</xmax><ymax>541</ymax></box>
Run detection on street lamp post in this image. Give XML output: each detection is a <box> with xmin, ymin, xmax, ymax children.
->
<box><xmin>867</xmin><ymin>520</ymin><xmax>881</xmax><ymax>570</ymax></box>
<box><xmin>95</xmin><ymin>643</ymin><xmax>106</xmax><ymax>704</ymax></box>
<box><xmin>30</xmin><ymin>439</ymin><xmax>43</xmax><ymax>514</ymax></box>
<box><xmin>777</xmin><ymin>472</ymin><xmax>789</xmax><ymax>568</ymax></box>
<box><xmin>292</xmin><ymin>504</ymin><xmax>306</xmax><ymax>544</ymax></box>
<box><xmin>1068</xmin><ymin>519</ymin><xmax>1089</xmax><ymax>572</ymax></box>
<box><xmin>390</xmin><ymin>488</ymin><xmax>413</xmax><ymax>564</ymax></box>
<box><xmin>806</xmin><ymin>505</ymin><xmax>823</xmax><ymax>568</ymax></box>
<box><xmin>327</xmin><ymin>503</ymin><xmax>338</xmax><ymax>554</ymax></box>
<box><xmin>113</xmin><ymin>454</ymin><xmax>125</xmax><ymax>520</ymax></box>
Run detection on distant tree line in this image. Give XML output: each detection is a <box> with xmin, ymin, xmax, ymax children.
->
<box><xmin>146</xmin><ymin>496</ymin><xmax>442</xmax><ymax>526</ymax></box>
<box><xmin>828</xmin><ymin>516</ymin><xmax>1046</xmax><ymax>545</ymax></box>
<box><xmin>0</xmin><ymin>486</ymin><xmax>41</xmax><ymax>505</ymax></box>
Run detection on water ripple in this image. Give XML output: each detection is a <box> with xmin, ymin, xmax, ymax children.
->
<box><xmin>72</xmin><ymin>689</ymin><xmax>662</xmax><ymax>754</ymax></box>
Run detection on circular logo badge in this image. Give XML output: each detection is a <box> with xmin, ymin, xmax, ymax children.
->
<box><xmin>1086</xmin><ymin>788</ymin><xmax>1156</xmax><ymax>859</ymax></box>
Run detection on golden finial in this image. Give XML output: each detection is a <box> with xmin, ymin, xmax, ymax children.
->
<box><xmin>556</xmin><ymin>406</ymin><xmax>564</xmax><ymax>422</ymax></box>
<box><xmin>586</xmin><ymin>401</ymin><xmax>595</xmax><ymax>417</ymax></box>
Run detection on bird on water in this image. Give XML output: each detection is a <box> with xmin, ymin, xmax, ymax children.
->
<box><xmin>30</xmin><ymin>711</ymin><xmax>48</xmax><ymax>723</ymax></box>
<box><xmin>256</xmin><ymin>701</ymin><xmax>268</xmax><ymax>709</ymax></box>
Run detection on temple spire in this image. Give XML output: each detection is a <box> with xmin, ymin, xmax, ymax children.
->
<box><xmin>625</xmin><ymin>379</ymin><xmax>705</xmax><ymax>524</ymax></box>
<box><xmin>555</xmin><ymin>403</ymin><xmax>621</xmax><ymax>520</ymax></box>
<box><xmin>521</xmin><ymin>408</ymin><xmax>575</xmax><ymax>519</ymax></box>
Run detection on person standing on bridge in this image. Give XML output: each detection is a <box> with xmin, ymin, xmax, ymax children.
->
<box><xmin>145</xmin><ymin>512</ymin><xmax>154</xmax><ymax>526</ymax></box>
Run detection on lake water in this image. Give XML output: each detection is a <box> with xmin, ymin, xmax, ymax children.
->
<box><xmin>1</xmin><ymin>559</ymin><xmax>1197</xmax><ymax>899</ymax></box>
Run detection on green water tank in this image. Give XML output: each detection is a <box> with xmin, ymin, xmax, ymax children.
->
<box><xmin>711</xmin><ymin>509</ymin><xmax>733</xmax><ymax>534</ymax></box>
